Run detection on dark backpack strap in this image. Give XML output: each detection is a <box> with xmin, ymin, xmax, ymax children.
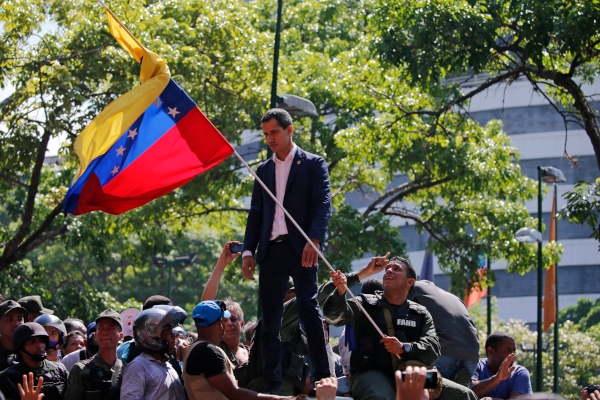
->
<box><xmin>382</xmin><ymin>307</ymin><xmax>398</xmax><ymax>371</ymax></box>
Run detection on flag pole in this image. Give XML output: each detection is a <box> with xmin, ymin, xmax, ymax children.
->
<box><xmin>233</xmin><ymin>150</ymin><xmax>392</xmax><ymax>343</ymax></box>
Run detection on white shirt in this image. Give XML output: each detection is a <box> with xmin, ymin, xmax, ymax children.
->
<box><xmin>269</xmin><ymin>144</ymin><xmax>297</xmax><ymax>240</ymax></box>
<box><xmin>243</xmin><ymin>144</ymin><xmax>297</xmax><ymax>259</ymax></box>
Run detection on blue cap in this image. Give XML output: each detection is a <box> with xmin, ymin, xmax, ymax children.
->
<box><xmin>192</xmin><ymin>300</ymin><xmax>231</xmax><ymax>327</ymax></box>
<box><xmin>86</xmin><ymin>321</ymin><xmax>97</xmax><ymax>340</ymax></box>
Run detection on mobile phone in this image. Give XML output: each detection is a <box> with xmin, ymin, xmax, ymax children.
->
<box><xmin>230</xmin><ymin>243</ymin><xmax>243</xmax><ymax>254</ymax></box>
<box><xmin>401</xmin><ymin>370</ymin><xmax>439</xmax><ymax>389</ymax></box>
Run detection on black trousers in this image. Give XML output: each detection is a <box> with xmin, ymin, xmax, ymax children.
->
<box><xmin>258</xmin><ymin>239</ymin><xmax>330</xmax><ymax>393</ymax></box>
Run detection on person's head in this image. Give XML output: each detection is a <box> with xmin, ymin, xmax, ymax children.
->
<box><xmin>261</xmin><ymin>108</ymin><xmax>294</xmax><ymax>159</ymax></box>
<box><xmin>63</xmin><ymin>318</ymin><xmax>87</xmax><ymax>335</ymax></box>
<box><xmin>192</xmin><ymin>300</ymin><xmax>231</xmax><ymax>345</ymax></box>
<box><xmin>383</xmin><ymin>257</ymin><xmax>416</xmax><ymax>298</ymax></box>
<box><xmin>0</xmin><ymin>300</ymin><xmax>26</xmax><ymax>349</ymax></box>
<box><xmin>33</xmin><ymin>314</ymin><xmax>66</xmax><ymax>350</ymax></box>
<box><xmin>95</xmin><ymin>308</ymin><xmax>123</xmax><ymax>351</ymax></box>
<box><xmin>222</xmin><ymin>299</ymin><xmax>244</xmax><ymax>346</ymax></box>
<box><xmin>142</xmin><ymin>295</ymin><xmax>173</xmax><ymax>310</ymax></box>
<box><xmin>485</xmin><ymin>331</ymin><xmax>516</xmax><ymax>367</ymax></box>
<box><xmin>133</xmin><ymin>305</ymin><xmax>187</xmax><ymax>359</ymax></box>
<box><xmin>13</xmin><ymin>322</ymin><xmax>49</xmax><ymax>368</ymax></box>
<box><xmin>243</xmin><ymin>320</ymin><xmax>257</xmax><ymax>347</ymax></box>
<box><xmin>62</xmin><ymin>330</ymin><xmax>86</xmax><ymax>356</ymax></box>
<box><xmin>361</xmin><ymin>278</ymin><xmax>384</xmax><ymax>295</ymax></box>
<box><xmin>86</xmin><ymin>321</ymin><xmax>99</xmax><ymax>355</ymax></box>
<box><xmin>17</xmin><ymin>295</ymin><xmax>54</xmax><ymax>322</ymax></box>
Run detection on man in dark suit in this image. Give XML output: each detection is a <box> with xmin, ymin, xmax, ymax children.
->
<box><xmin>242</xmin><ymin>108</ymin><xmax>332</xmax><ymax>394</ymax></box>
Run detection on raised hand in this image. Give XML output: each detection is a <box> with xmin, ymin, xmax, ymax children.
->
<box><xmin>18</xmin><ymin>372</ymin><xmax>44</xmax><ymax>400</ymax></box>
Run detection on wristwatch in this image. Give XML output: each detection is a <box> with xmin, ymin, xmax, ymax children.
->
<box><xmin>403</xmin><ymin>343</ymin><xmax>412</xmax><ymax>353</ymax></box>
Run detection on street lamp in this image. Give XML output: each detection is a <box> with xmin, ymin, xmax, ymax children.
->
<box><xmin>541</xmin><ymin>167</ymin><xmax>566</xmax><ymax>394</ymax></box>
<box><xmin>268</xmin><ymin>0</ymin><xmax>318</xmax><ymax>117</ymax></box>
<box><xmin>152</xmin><ymin>253</ymin><xmax>198</xmax><ymax>299</ymax></box>
<box><xmin>515</xmin><ymin>165</ymin><xmax>565</xmax><ymax>392</ymax></box>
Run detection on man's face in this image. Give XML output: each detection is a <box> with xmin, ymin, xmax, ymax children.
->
<box><xmin>262</xmin><ymin>119</ymin><xmax>293</xmax><ymax>158</ymax></box>
<box><xmin>223</xmin><ymin>310</ymin><xmax>243</xmax><ymax>344</ymax></box>
<box><xmin>22</xmin><ymin>336</ymin><xmax>46</xmax><ymax>360</ymax></box>
<box><xmin>383</xmin><ymin>261</ymin><xmax>415</xmax><ymax>291</ymax></box>
<box><xmin>96</xmin><ymin>319</ymin><xmax>122</xmax><ymax>350</ymax></box>
<box><xmin>26</xmin><ymin>311</ymin><xmax>42</xmax><ymax>322</ymax></box>
<box><xmin>44</xmin><ymin>326</ymin><xmax>60</xmax><ymax>344</ymax></box>
<box><xmin>489</xmin><ymin>338</ymin><xmax>516</xmax><ymax>365</ymax></box>
<box><xmin>160</xmin><ymin>328</ymin><xmax>177</xmax><ymax>353</ymax></box>
<box><xmin>0</xmin><ymin>309</ymin><xmax>24</xmax><ymax>342</ymax></box>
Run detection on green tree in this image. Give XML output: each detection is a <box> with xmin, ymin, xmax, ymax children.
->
<box><xmin>1</xmin><ymin>0</ymin><xmax>557</xmax><ymax>314</ymax></box>
<box><xmin>559</xmin><ymin>178</ymin><xmax>600</xmax><ymax>250</ymax></box>
<box><xmin>371</xmin><ymin>0</ymin><xmax>600</xmax><ymax>170</ymax></box>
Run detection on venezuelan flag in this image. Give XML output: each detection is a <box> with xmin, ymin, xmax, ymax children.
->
<box><xmin>463</xmin><ymin>254</ymin><xmax>488</xmax><ymax>308</ymax></box>
<box><xmin>64</xmin><ymin>6</ymin><xmax>233</xmax><ymax>215</ymax></box>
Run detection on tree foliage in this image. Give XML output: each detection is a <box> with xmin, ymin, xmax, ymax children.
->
<box><xmin>559</xmin><ymin>178</ymin><xmax>600</xmax><ymax>250</ymax></box>
<box><xmin>0</xmin><ymin>0</ymin><xmax>558</xmax><ymax>318</ymax></box>
<box><xmin>371</xmin><ymin>0</ymin><xmax>600</xmax><ymax>169</ymax></box>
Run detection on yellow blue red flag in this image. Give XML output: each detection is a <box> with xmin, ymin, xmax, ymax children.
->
<box><xmin>64</xmin><ymin>6</ymin><xmax>233</xmax><ymax>215</ymax></box>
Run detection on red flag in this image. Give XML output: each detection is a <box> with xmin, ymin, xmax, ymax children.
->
<box><xmin>464</xmin><ymin>264</ymin><xmax>488</xmax><ymax>309</ymax></box>
<box><xmin>543</xmin><ymin>194</ymin><xmax>557</xmax><ymax>332</ymax></box>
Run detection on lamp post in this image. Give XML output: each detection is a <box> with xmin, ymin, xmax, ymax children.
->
<box><xmin>152</xmin><ymin>253</ymin><xmax>198</xmax><ymax>299</ymax></box>
<box><xmin>268</xmin><ymin>0</ymin><xmax>318</xmax><ymax>117</ymax></box>
<box><xmin>515</xmin><ymin>166</ymin><xmax>565</xmax><ymax>392</ymax></box>
<box><xmin>540</xmin><ymin>167</ymin><xmax>566</xmax><ymax>393</ymax></box>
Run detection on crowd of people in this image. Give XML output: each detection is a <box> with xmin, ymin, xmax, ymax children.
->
<box><xmin>1</xmin><ymin>109</ymin><xmax>598</xmax><ymax>400</ymax></box>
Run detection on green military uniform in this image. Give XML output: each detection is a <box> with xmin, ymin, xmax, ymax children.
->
<box><xmin>322</xmin><ymin>283</ymin><xmax>441</xmax><ymax>400</ymax></box>
<box><xmin>65</xmin><ymin>352</ymin><xmax>123</xmax><ymax>400</ymax></box>
<box><xmin>322</xmin><ymin>271</ymin><xmax>478</xmax><ymax>400</ymax></box>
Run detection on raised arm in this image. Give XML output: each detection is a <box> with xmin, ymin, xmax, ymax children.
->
<box><xmin>201</xmin><ymin>242</ymin><xmax>241</xmax><ymax>301</ymax></box>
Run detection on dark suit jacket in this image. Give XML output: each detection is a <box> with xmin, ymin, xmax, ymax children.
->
<box><xmin>243</xmin><ymin>146</ymin><xmax>331</xmax><ymax>264</ymax></box>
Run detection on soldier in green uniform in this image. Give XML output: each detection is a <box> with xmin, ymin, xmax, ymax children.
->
<box><xmin>65</xmin><ymin>309</ymin><xmax>124</xmax><ymax>400</ymax></box>
<box><xmin>323</xmin><ymin>254</ymin><xmax>440</xmax><ymax>400</ymax></box>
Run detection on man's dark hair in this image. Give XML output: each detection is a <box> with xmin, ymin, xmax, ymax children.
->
<box><xmin>485</xmin><ymin>331</ymin><xmax>515</xmax><ymax>352</ymax></box>
<box><xmin>64</xmin><ymin>318</ymin><xmax>86</xmax><ymax>334</ymax></box>
<box><xmin>261</xmin><ymin>108</ymin><xmax>293</xmax><ymax>129</ymax></box>
<box><xmin>143</xmin><ymin>295</ymin><xmax>173</xmax><ymax>310</ymax></box>
<box><xmin>388</xmin><ymin>256</ymin><xmax>417</xmax><ymax>280</ymax></box>
<box><xmin>244</xmin><ymin>320</ymin><xmax>258</xmax><ymax>343</ymax></box>
<box><xmin>361</xmin><ymin>278</ymin><xmax>383</xmax><ymax>295</ymax></box>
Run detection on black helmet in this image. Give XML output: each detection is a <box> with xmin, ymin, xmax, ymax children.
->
<box><xmin>13</xmin><ymin>322</ymin><xmax>49</xmax><ymax>362</ymax></box>
<box><xmin>34</xmin><ymin>314</ymin><xmax>67</xmax><ymax>348</ymax></box>
<box><xmin>133</xmin><ymin>306</ymin><xmax>187</xmax><ymax>357</ymax></box>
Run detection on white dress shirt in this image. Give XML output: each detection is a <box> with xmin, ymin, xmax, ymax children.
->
<box><xmin>242</xmin><ymin>144</ymin><xmax>297</xmax><ymax>259</ymax></box>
